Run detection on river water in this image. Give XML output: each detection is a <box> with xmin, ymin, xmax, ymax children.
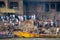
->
<box><xmin>0</xmin><ymin>38</ymin><xmax>60</xmax><ymax>40</ymax></box>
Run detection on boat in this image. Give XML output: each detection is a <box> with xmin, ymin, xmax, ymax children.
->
<box><xmin>13</xmin><ymin>31</ymin><xmax>60</xmax><ymax>38</ymax></box>
<box><xmin>13</xmin><ymin>31</ymin><xmax>39</xmax><ymax>38</ymax></box>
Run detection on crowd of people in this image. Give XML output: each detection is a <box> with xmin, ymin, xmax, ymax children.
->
<box><xmin>0</xmin><ymin>14</ymin><xmax>36</xmax><ymax>35</ymax></box>
<box><xmin>36</xmin><ymin>19</ymin><xmax>60</xmax><ymax>34</ymax></box>
<box><xmin>0</xmin><ymin>14</ymin><xmax>60</xmax><ymax>36</ymax></box>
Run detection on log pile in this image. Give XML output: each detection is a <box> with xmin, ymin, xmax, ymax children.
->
<box><xmin>20</xmin><ymin>20</ymin><xmax>39</xmax><ymax>34</ymax></box>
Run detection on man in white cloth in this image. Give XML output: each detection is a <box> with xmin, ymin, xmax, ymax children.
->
<box><xmin>56</xmin><ymin>28</ymin><xmax>60</xmax><ymax>35</ymax></box>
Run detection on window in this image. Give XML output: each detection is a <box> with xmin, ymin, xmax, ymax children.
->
<box><xmin>50</xmin><ymin>2</ymin><xmax>55</xmax><ymax>9</ymax></box>
<box><xmin>56</xmin><ymin>2</ymin><xmax>60</xmax><ymax>11</ymax></box>
<box><xmin>0</xmin><ymin>1</ymin><xmax>5</xmax><ymax>7</ymax></box>
<box><xmin>45</xmin><ymin>3</ymin><xmax>49</xmax><ymax>12</ymax></box>
<box><xmin>9</xmin><ymin>2</ymin><xmax>18</xmax><ymax>9</ymax></box>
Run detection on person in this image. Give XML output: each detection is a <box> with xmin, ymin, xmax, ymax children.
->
<box><xmin>39</xmin><ymin>28</ymin><xmax>45</xmax><ymax>34</ymax></box>
<box><xmin>53</xmin><ymin>22</ymin><xmax>56</xmax><ymax>27</ymax></box>
<box><xmin>20</xmin><ymin>16</ymin><xmax>23</xmax><ymax>21</ymax></box>
<box><xmin>51</xmin><ymin>21</ymin><xmax>54</xmax><ymax>27</ymax></box>
<box><xmin>34</xmin><ymin>20</ymin><xmax>39</xmax><ymax>27</ymax></box>
<box><xmin>56</xmin><ymin>28</ymin><xmax>60</xmax><ymax>35</ymax></box>
<box><xmin>38</xmin><ymin>20</ymin><xmax>43</xmax><ymax>28</ymax></box>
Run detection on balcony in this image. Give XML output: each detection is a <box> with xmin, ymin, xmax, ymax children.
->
<box><xmin>0</xmin><ymin>7</ymin><xmax>16</xmax><ymax>13</ymax></box>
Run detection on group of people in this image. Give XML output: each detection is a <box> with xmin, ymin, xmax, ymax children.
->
<box><xmin>34</xmin><ymin>19</ymin><xmax>56</xmax><ymax>28</ymax></box>
<box><xmin>33</xmin><ymin>19</ymin><xmax>60</xmax><ymax>34</ymax></box>
<box><xmin>0</xmin><ymin>14</ymin><xmax>36</xmax><ymax>34</ymax></box>
<box><xmin>0</xmin><ymin>14</ymin><xmax>60</xmax><ymax>35</ymax></box>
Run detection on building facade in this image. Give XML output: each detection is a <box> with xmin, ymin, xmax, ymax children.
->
<box><xmin>0</xmin><ymin>0</ymin><xmax>60</xmax><ymax>26</ymax></box>
<box><xmin>0</xmin><ymin>0</ymin><xmax>23</xmax><ymax>15</ymax></box>
<box><xmin>23</xmin><ymin>0</ymin><xmax>60</xmax><ymax>26</ymax></box>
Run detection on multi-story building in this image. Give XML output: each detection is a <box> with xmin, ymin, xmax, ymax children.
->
<box><xmin>0</xmin><ymin>0</ymin><xmax>60</xmax><ymax>26</ymax></box>
<box><xmin>0</xmin><ymin>0</ymin><xmax>23</xmax><ymax>15</ymax></box>
<box><xmin>23</xmin><ymin>0</ymin><xmax>60</xmax><ymax>26</ymax></box>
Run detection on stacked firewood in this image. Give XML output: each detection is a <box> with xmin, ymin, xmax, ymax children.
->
<box><xmin>20</xmin><ymin>20</ymin><xmax>39</xmax><ymax>34</ymax></box>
